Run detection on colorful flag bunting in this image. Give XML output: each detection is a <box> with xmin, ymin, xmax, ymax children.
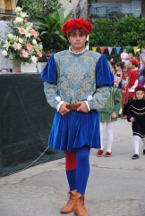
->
<box><xmin>92</xmin><ymin>47</ymin><xmax>97</xmax><ymax>52</ymax></box>
<box><xmin>126</xmin><ymin>46</ymin><xmax>130</xmax><ymax>53</ymax></box>
<box><xmin>133</xmin><ymin>46</ymin><xmax>138</xmax><ymax>55</ymax></box>
<box><xmin>100</xmin><ymin>47</ymin><xmax>105</xmax><ymax>54</ymax></box>
<box><xmin>108</xmin><ymin>47</ymin><xmax>113</xmax><ymax>55</ymax></box>
<box><xmin>116</xmin><ymin>47</ymin><xmax>121</xmax><ymax>55</ymax></box>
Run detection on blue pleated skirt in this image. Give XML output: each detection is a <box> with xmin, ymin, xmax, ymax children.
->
<box><xmin>48</xmin><ymin>110</ymin><xmax>101</xmax><ymax>152</ymax></box>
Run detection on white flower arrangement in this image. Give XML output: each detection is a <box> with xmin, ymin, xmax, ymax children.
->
<box><xmin>1</xmin><ymin>7</ymin><xmax>42</xmax><ymax>68</ymax></box>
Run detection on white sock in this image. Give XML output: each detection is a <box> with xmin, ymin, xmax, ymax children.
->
<box><xmin>133</xmin><ymin>135</ymin><xmax>140</xmax><ymax>155</ymax></box>
<box><xmin>106</xmin><ymin>122</ymin><xmax>114</xmax><ymax>153</ymax></box>
<box><xmin>100</xmin><ymin>122</ymin><xmax>105</xmax><ymax>150</ymax></box>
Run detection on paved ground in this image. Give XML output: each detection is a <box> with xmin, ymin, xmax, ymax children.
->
<box><xmin>0</xmin><ymin>118</ymin><xmax>145</xmax><ymax>216</ymax></box>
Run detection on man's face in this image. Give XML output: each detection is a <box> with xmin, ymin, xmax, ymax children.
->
<box><xmin>68</xmin><ymin>29</ymin><xmax>87</xmax><ymax>51</ymax></box>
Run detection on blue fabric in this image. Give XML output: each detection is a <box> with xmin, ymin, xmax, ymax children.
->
<box><xmin>96</xmin><ymin>54</ymin><xmax>114</xmax><ymax>88</ymax></box>
<box><xmin>116</xmin><ymin>47</ymin><xmax>121</xmax><ymax>54</ymax></box>
<box><xmin>66</xmin><ymin>169</ymin><xmax>76</xmax><ymax>191</ymax></box>
<box><xmin>48</xmin><ymin>110</ymin><xmax>101</xmax><ymax>152</ymax></box>
<box><xmin>76</xmin><ymin>146</ymin><xmax>90</xmax><ymax>195</ymax></box>
<box><xmin>41</xmin><ymin>54</ymin><xmax>57</xmax><ymax>84</ymax></box>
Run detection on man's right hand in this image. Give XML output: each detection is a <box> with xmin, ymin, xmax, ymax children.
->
<box><xmin>59</xmin><ymin>102</ymin><xmax>70</xmax><ymax>116</ymax></box>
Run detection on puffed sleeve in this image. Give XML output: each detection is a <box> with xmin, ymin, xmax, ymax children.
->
<box><xmin>87</xmin><ymin>55</ymin><xmax>114</xmax><ymax>111</ymax></box>
<box><xmin>41</xmin><ymin>54</ymin><xmax>57</xmax><ymax>84</ymax></box>
<box><xmin>41</xmin><ymin>54</ymin><xmax>61</xmax><ymax>109</ymax></box>
<box><xmin>96</xmin><ymin>54</ymin><xmax>114</xmax><ymax>88</ymax></box>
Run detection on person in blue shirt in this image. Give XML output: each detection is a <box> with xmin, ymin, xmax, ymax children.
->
<box><xmin>41</xmin><ymin>18</ymin><xmax>114</xmax><ymax>216</ymax></box>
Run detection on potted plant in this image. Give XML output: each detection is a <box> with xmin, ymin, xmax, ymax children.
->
<box><xmin>34</xmin><ymin>8</ymin><xmax>72</xmax><ymax>54</ymax></box>
<box><xmin>1</xmin><ymin>6</ymin><xmax>43</xmax><ymax>72</ymax></box>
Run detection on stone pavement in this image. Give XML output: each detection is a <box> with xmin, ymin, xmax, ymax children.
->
<box><xmin>0</xmin><ymin>118</ymin><xmax>145</xmax><ymax>216</ymax></box>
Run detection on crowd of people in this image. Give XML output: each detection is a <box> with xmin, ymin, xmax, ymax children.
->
<box><xmin>108</xmin><ymin>47</ymin><xmax>145</xmax><ymax>117</ymax></box>
<box><xmin>98</xmin><ymin>47</ymin><xmax>145</xmax><ymax>160</ymax></box>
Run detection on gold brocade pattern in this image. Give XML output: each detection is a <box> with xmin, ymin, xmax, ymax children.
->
<box><xmin>54</xmin><ymin>50</ymin><xmax>100</xmax><ymax>104</ymax></box>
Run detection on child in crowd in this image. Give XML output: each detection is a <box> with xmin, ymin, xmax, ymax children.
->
<box><xmin>120</xmin><ymin>48</ymin><xmax>129</xmax><ymax>62</ymax></box>
<box><xmin>126</xmin><ymin>85</ymin><xmax>145</xmax><ymax>159</ymax></box>
<box><xmin>114</xmin><ymin>62</ymin><xmax>124</xmax><ymax>93</ymax></box>
<box><xmin>114</xmin><ymin>62</ymin><xmax>124</xmax><ymax>116</ymax></box>
<box><xmin>97</xmin><ymin>87</ymin><xmax>122</xmax><ymax>157</ymax></box>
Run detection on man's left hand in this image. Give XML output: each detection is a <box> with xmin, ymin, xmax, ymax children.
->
<box><xmin>76</xmin><ymin>101</ymin><xmax>89</xmax><ymax>113</ymax></box>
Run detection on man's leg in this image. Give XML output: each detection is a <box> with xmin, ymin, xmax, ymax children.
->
<box><xmin>61</xmin><ymin>151</ymin><xmax>77</xmax><ymax>213</ymax></box>
<box><xmin>74</xmin><ymin>145</ymin><xmax>90</xmax><ymax>216</ymax></box>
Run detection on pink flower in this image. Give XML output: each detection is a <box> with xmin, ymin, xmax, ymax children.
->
<box><xmin>31</xmin><ymin>29</ymin><xmax>38</xmax><ymax>37</ymax></box>
<box><xmin>37</xmin><ymin>51</ymin><xmax>42</xmax><ymax>57</ymax></box>
<box><xmin>13</xmin><ymin>43</ymin><xmax>20</xmax><ymax>50</ymax></box>
<box><xmin>22</xmin><ymin>50</ymin><xmax>29</xmax><ymax>58</ymax></box>
<box><xmin>19</xmin><ymin>28</ymin><xmax>25</xmax><ymax>34</ymax></box>
<box><xmin>27</xmin><ymin>43</ymin><xmax>33</xmax><ymax>51</ymax></box>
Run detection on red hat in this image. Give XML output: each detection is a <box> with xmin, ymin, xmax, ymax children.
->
<box><xmin>135</xmin><ymin>85</ymin><xmax>145</xmax><ymax>93</ymax></box>
<box><xmin>130</xmin><ymin>59</ymin><xmax>139</xmax><ymax>67</ymax></box>
<box><xmin>61</xmin><ymin>18</ymin><xmax>92</xmax><ymax>35</ymax></box>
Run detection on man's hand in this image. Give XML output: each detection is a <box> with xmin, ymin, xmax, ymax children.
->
<box><xmin>111</xmin><ymin>112</ymin><xmax>117</xmax><ymax>118</ymax></box>
<box><xmin>59</xmin><ymin>102</ymin><xmax>70</xmax><ymax>116</ymax></box>
<box><xmin>130</xmin><ymin>117</ymin><xmax>135</xmax><ymax>122</ymax></box>
<box><xmin>76</xmin><ymin>101</ymin><xmax>89</xmax><ymax>113</ymax></box>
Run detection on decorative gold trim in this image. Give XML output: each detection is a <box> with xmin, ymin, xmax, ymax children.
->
<box><xmin>133</xmin><ymin>132</ymin><xmax>145</xmax><ymax>138</ymax></box>
<box><xmin>130</xmin><ymin>105</ymin><xmax>145</xmax><ymax>111</ymax></box>
<box><xmin>131</xmin><ymin>110</ymin><xmax>145</xmax><ymax>115</ymax></box>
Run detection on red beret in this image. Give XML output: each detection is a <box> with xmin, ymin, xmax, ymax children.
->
<box><xmin>135</xmin><ymin>85</ymin><xmax>145</xmax><ymax>93</ymax></box>
<box><xmin>130</xmin><ymin>59</ymin><xmax>139</xmax><ymax>67</ymax></box>
<box><xmin>61</xmin><ymin>18</ymin><xmax>92</xmax><ymax>35</ymax></box>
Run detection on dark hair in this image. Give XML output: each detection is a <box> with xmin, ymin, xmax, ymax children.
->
<box><xmin>115</xmin><ymin>61</ymin><xmax>125</xmax><ymax>70</ymax></box>
<box><xmin>66</xmin><ymin>28</ymin><xmax>88</xmax><ymax>46</ymax></box>
<box><xmin>110</xmin><ymin>57</ymin><xmax>118</xmax><ymax>67</ymax></box>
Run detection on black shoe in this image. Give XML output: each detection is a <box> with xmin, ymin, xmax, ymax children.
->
<box><xmin>132</xmin><ymin>154</ymin><xmax>139</xmax><ymax>159</ymax></box>
<box><xmin>143</xmin><ymin>149</ymin><xmax>145</xmax><ymax>155</ymax></box>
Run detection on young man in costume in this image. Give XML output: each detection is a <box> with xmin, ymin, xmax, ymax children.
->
<box><xmin>41</xmin><ymin>18</ymin><xmax>114</xmax><ymax>216</ymax></box>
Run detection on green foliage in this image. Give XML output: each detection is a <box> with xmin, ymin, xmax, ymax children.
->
<box><xmin>90</xmin><ymin>16</ymin><xmax>145</xmax><ymax>59</ymax></box>
<box><xmin>34</xmin><ymin>8</ymin><xmax>72</xmax><ymax>52</ymax></box>
<box><xmin>17</xmin><ymin>0</ymin><xmax>62</xmax><ymax>19</ymax></box>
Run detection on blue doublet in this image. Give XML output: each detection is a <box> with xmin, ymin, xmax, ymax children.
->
<box><xmin>41</xmin><ymin>50</ymin><xmax>114</xmax><ymax>151</ymax></box>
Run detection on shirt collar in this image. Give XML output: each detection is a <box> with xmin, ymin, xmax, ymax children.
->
<box><xmin>69</xmin><ymin>46</ymin><xmax>87</xmax><ymax>55</ymax></box>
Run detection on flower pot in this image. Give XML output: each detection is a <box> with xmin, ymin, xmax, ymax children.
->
<box><xmin>13</xmin><ymin>65</ymin><xmax>21</xmax><ymax>72</ymax></box>
<box><xmin>21</xmin><ymin>63</ymin><xmax>37</xmax><ymax>73</ymax></box>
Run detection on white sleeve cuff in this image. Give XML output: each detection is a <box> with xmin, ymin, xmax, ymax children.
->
<box><xmin>85</xmin><ymin>100</ymin><xmax>90</xmax><ymax>111</ymax></box>
<box><xmin>57</xmin><ymin>101</ymin><xmax>64</xmax><ymax>112</ymax></box>
<box><xmin>55</xmin><ymin>96</ymin><xmax>61</xmax><ymax>102</ymax></box>
<box><xmin>87</xmin><ymin>95</ymin><xmax>93</xmax><ymax>101</ymax></box>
